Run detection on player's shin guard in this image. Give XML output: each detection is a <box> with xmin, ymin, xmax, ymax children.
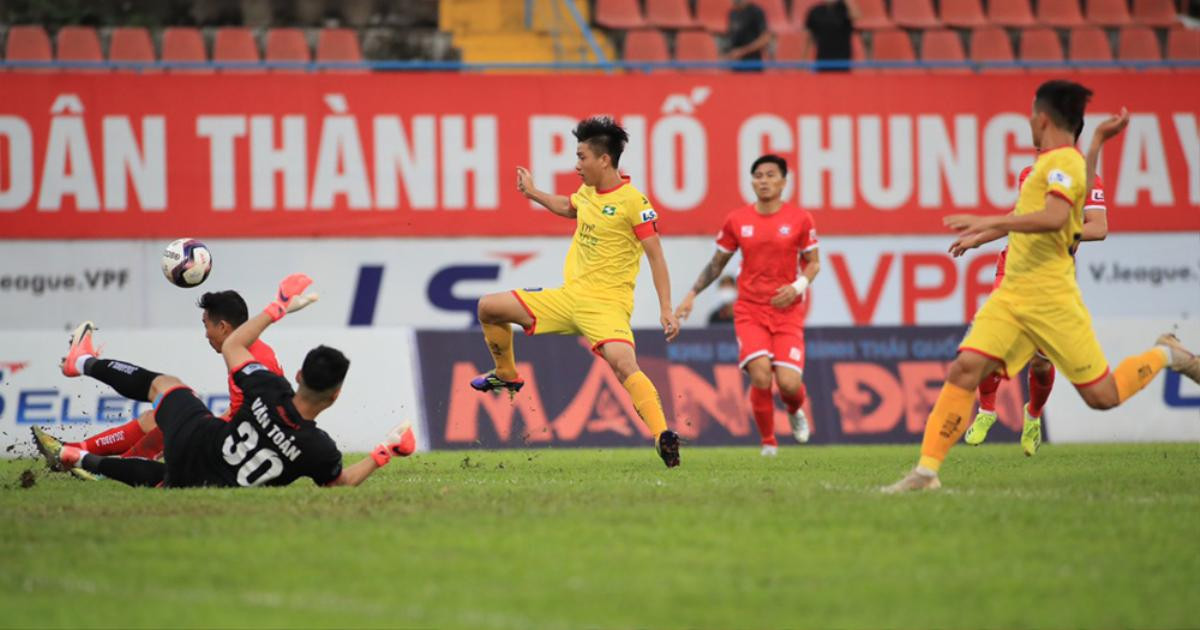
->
<box><xmin>918</xmin><ymin>382</ymin><xmax>976</xmax><ymax>473</ymax></box>
<box><xmin>481</xmin><ymin>322</ymin><xmax>518</xmax><ymax>381</ymax></box>
<box><xmin>750</xmin><ymin>386</ymin><xmax>778</xmax><ymax>446</ymax></box>
<box><xmin>1027</xmin><ymin>365</ymin><xmax>1056</xmax><ymax>417</ymax></box>
<box><xmin>85</xmin><ymin>359</ymin><xmax>160</xmax><ymax>402</ymax></box>
<box><xmin>622</xmin><ymin>371</ymin><xmax>668</xmax><ymax>436</ymax></box>
<box><xmin>72</xmin><ymin>418</ymin><xmax>146</xmax><ymax>456</ymax></box>
<box><xmin>83</xmin><ymin>453</ymin><xmax>166</xmax><ymax>487</ymax></box>
<box><xmin>779</xmin><ymin>385</ymin><xmax>805</xmax><ymax>415</ymax></box>
<box><xmin>1113</xmin><ymin>347</ymin><xmax>1169</xmax><ymax>404</ymax></box>
<box><xmin>977</xmin><ymin>372</ymin><xmax>1001</xmax><ymax>413</ymax></box>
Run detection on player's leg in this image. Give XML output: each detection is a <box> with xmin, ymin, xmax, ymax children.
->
<box><xmin>597</xmin><ymin>341</ymin><xmax>679</xmax><ymax>468</ymax></box>
<box><xmin>1020</xmin><ymin>353</ymin><xmax>1056</xmax><ymax>456</ymax></box>
<box><xmin>884</xmin><ymin>295</ymin><xmax>1036</xmax><ymax>493</ymax></box>
<box><xmin>745</xmin><ymin>357</ymin><xmax>778</xmax><ymax>454</ymax></box>
<box><xmin>964</xmin><ymin>372</ymin><xmax>1002</xmax><ymax>446</ymax></box>
<box><xmin>61</xmin><ymin>446</ymin><xmax>166</xmax><ymax>487</ymax></box>
<box><xmin>61</xmin><ymin>321</ymin><xmax>183</xmax><ymax>403</ymax></box>
<box><xmin>1071</xmin><ymin>334</ymin><xmax>1198</xmax><ymax>410</ymax></box>
<box><xmin>771</xmin><ymin>327</ymin><xmax>809</xmax><ymax>444</ymax></box>
<box><xmin>121</xmin><ymin>409</ymin><xmax>166</xmax><ymax>460</ymax></box>
<box><xmin>475</xmin><ymin>291</ymin><xmax>534</xmax><ymax>384</ymax></box>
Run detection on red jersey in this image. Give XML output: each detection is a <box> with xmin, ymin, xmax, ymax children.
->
<box><xmin>716</xmin><ymin>203</ymin><xmax>820</xmax><ymax>306</ymax></box>
<box><xmin>222</xmin><ymin>339</ymin><xmax>284</xmax><ymax>420</ymax></box>
<box><xmin>995</xmin><ymin>168</ymin><xmax>1106</xmax><ymax>283</ymax></box>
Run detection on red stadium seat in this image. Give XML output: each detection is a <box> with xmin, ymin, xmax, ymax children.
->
<box><xmin>56</xmin><ymin>26</ymin><xmax>105</xmax><ymax>72</ymax></box>
<box><xmin>1068</xmin><ymin>26</ymin><xmax>1115</xmax><ymax>70</ymax></box>
<box><xmin>1132</xmin><ymin>0</ymin><xmax>1181</xmax><ymax>26</ymax></box>
<box><xmin>645</xmin><ymin>0</ymin><xmax>697</xmax><ymax>29</ymax></box>
<box><xmin>109</xmin><ymin>27</ymin><xmax>156</xmax><ymax>65</ymax></box>
<box><xmin>674</xmin><ymin>30</ymin><xmax>721</xmax><ymax>70</ymax></box>
<box><xmin>1087</xmin><ymin>0</ymin><xmax>1133</xmax><ymax>26</ymax></box>
<box><xmin>970</xmin><ymin>26</ymin><xmax>1020</xmax><ymax>72</ymax></box>
<box><xmin>623</xmin><ymin>29</ymin><xmax>670</xmax><ymax>66</ymax></box>
<box><xmin>695</xmin><ymin>0</ymin><xmax>732</xmax><ymax>32</ymax></box>
<box><xmin>1166</xmin><ymin>26</ymin><xmax>1200</xmax><ymax>60</ymax></box>
<box><xmin>772</xmin><ymin>31</ymin><xmax>813</xmax><ymax>69</ymax></box>
<box><xmin>854</xmin><ymin>0</ymin><xmax>894</xmax><ymax>29</ymax></box>
<box><xmin>871</xmin><ymin>29</ymin><xmax>919</xmax><ymax>72</ymax></box>
<box><xmin>988</xmin><ymin>0</ymin><xmax>1035</xmax><ymax>27</ymax></box>
<box><xmin>752</xmin><ymin>0</ymin><xmax>793</xmax><ymax>34</ymax></box>
<box><xmin>265</xmin><ymin>28</ymin><xmax>310</xmax><ymax>72</ymax></box>
<box><xmin>595</xmin><ymin>0</ymin><xmax>647</xmax><ymax>29</ymax></box>
<box><xmin>922</xmin><ymin>29</ymin><xmax>969</xmax><ymax>73</ymax></box>
<box><xmin>1036</xmin><ymin>0</ymin><xmax>1086</xmax><ymax>27</ymax></box>
<box><xmin>851</xmin><ymin>32</ymin><xmax>873</xmax><ymax>72</ymax></box>
<box><xmin>213</xmin><ymin>27</ymin><xmax>261</xmax><ymax>72</ymax></box>
<box><xmin>892</xmin><ymin>0</ymin><xmax>941</xmax><ymax>28</ymax></box>
<box><xmin>316</xmin><ymin>28</ymin><xmax>364</xmax><ymax>71</ymax></box>
<box><xmin>5</xmin><ymin>25</ymin><xmax>53</xmax><ymax>70</ymax></box>
<box><xmin>940</xmin><ymin>0</ymin><xmax>986</xmax><ymax>27</ymax></box>
<box><xmin>162</xmin><ymin>27</ymin><xmax>211</xmax><ymax>73</ymax></box>
<box><xmin>1020</xmin><ymin>27</ymin><xmax>1066</xmax><ymax>68</ymax></box>
<box><xmin>1118</xmin><ymin>26</ymin><xmax>1163</xmax><ymax>61</ymax></box>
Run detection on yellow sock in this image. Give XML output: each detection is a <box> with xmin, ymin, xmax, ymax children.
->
<box><xmin>918</xmin><ymin>382</ymin><xmax>976</xmax><ymax>473</ymax></box>
<box><xmin>622</xmin><ymin>371</ymin><xmax>668</xmax><ymax>436</ymax></box>
<box><xmin>482</xmin><ymin>322</ymin><xmax>518</xmax><ymax>381</ymax></box>
<box><xmin>1113</xmin><ymin>347</ymin><xmax>1168</xmax><ymax>404</ymax></box>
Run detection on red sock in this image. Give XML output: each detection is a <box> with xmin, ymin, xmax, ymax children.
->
<box><xmin>72</xmin><ymin>418</ymin><xmax>146</xmax><ymax>456</ymax></box>
<box><xmin>750</xmin><ymin>386</ymin><xmax>777</xmax><ymax>446</ymax></box>
<box><xmin>977</xmin><ymin>372</ymin><xmax>1001</xmax><ymax>413</ymax></box>
<box><xmin>122</xmin><ymin>427</ymin><xmax>164</xmax><ymax>460</ymax></box>
<box><xmin>1027</xmin><ymin>364</ymin><xmax>1056</xmax><ymax>418</ymax></box>
<box><xmin>779</xmin><ymin>384</ymin><xmax>806</xmax><ymax>414</ymax></box>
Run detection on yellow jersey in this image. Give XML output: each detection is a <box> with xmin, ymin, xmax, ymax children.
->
<box><xmin>999</xmin><ymin>146</ymin><xmax>1088</xmax><ymax>294</ymax></box>
<box><xmin>564</xmin><ymin>176</ymin><xmax>659</xmax><ymax>311</ymax></box>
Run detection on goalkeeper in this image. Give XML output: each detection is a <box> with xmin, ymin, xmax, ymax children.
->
<box><xmin>33</xmin><ymin>273</ymin><xmax>414</xmax><ymax>488</ymax></box>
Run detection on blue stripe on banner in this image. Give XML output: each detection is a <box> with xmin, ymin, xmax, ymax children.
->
<box><xmin>1164</xmin><ymin>371</ymin><xmax>1200</xmax><ymax>408</ymax></box>
<box><xmin>349</xmin><ymin>265</ymin><xmax>384</xmax><ymax>326</ymax></box>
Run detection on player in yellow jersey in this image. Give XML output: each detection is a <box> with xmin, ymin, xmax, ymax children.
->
<box><xmin>470</xmin><ymin>116</ymin><xmax>682</xmax><ymax>468</ymax></box>
<box><xmin>884</xmin><ymin>80</ymin><xmax>1200</xmax><ymax>493</ymax></box>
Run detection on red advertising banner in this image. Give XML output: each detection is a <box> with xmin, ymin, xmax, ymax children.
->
<box><xmin>0</xmin><ymin>73</ymin><xmax>1196</xmax><ymax>238</ymax></box>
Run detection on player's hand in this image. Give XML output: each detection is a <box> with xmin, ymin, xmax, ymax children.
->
<box><xmin>944</xmin><ymin>214</ymin><xmax>989</xmax><ymax>233</ymax></box>
<box><xmin>383</xmin><ymin>423</ymin><xmax>416</xmax><ymax>457</ymax></box>
<box><xmin>661</xmin><ymin>309</ymin><xmax>680</xmax><ymax>342</ymax></box>
<box><xmin>1092</xmin><ymin>107</ymin><xmax>1130</xmax><ymax>146</ymax></box>
<box><xmin>263</xmin><ymin>273</ymin><xmax>320</xmax><ymax>321</ymax></box>
<box><xmin>770</xmin><ymin>284</ymin><xmax>800</xmax><ymax>309</ymax></box>
<box><xmin>674</xmin><ymin>291</ymin><xmax>697</xmax><ymax>322</ymax></box>
<box><xmin>516</xmin><ymin>166</ymin><xmax>534</xmax><ymax>199</ymax></box>
<box><xmin>949</xmin><ymin>233</ymin><xmax>983</xmax><ymax>257</ymax></box>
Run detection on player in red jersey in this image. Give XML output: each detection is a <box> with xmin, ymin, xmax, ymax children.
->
<box><xmin>42</xmin><ymin>291</ymin><xmax>283</xmax><ymax>479</ymax></box>
<box><xmin>675</xmin><ymin>155</ymin><xmax>821</xmax><ymax>455</ymax></box>
<box><xmin>950</xmin><ymin>109</ymin><xmax>1129</xmax><ymax>455</ymax></box>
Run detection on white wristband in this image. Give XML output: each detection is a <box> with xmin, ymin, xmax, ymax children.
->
<box><xmin>791</xmin><ymin>276</ymin><xmax>810</xmax><ymax>294</ymax></box>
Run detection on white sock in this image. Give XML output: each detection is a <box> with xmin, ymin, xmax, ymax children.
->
<box><xmin>914</xmin><ymin>465</ymin><xmax>937</xmax><ymax>477</ymax></box>
<box><xmin>1156</xmin><ymin>345</ymin><xmax>1172</xmax><ymax>365</ymax></box>
<box><xmin>75</xmin><ymin>355</ymin><xmax>92</xmax><ymax>375</ymax></box>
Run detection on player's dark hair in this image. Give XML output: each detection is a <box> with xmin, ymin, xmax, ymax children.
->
<box><xmin>1034</xmin><ymin>80</ymin><xmax>1092</xmax><ymax>135</ymax></box>
<box><xmin>197</xmin><ymin>290</ymin><xmax>249</xmax><ymax>328</ymax></box>
<box><xmin>301</xmin><ymin>345</ymin><xmax>349</xmax><ymax>394</ymax></box>
<box><xmin>573</xmin><ymin>116</ymin><xmax>629</xmax><ymax>168</ymax></box>
<box><xmin>750</xmin><ymin>154</ymin><xmax>788</xmax><ymax>178</ymax></box>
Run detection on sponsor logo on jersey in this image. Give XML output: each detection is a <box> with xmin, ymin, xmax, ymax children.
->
<box><xmin>640</xmin><ymin>209</ymin><xmax>657</xmax><ymax>222</ymax></box>
<box><xmin>779</xmin><ymin>225</ymin><xmax>791</xmax><ymax>235</ymax></box>
<box><xmin>1048</xmin><ymin>169</ymin><xmax>1073</xmax><ymax>188</ymax></box>
<box><xmin>789</xmin><ymin>347</ymin><xmax>802</xmax><ymax>361</ymax></box>
<box><xmin>1091</xmin><ymin>188</ymin><xmax>1105</xmax><ymax>203</ymax></box>
<box><xmin>241</xmin><ymin>363</ymin><xmax>268</xmax><ymax>376</ymax></box>
<box><xmin>741</xmin><ymin>225</ymin><xmax>754</xmax><ymax>237</ymax></box>
<box><xmin>602</xmin><ymin>205</ymin><xmax>617</xmax><ymax>217</ymax></box>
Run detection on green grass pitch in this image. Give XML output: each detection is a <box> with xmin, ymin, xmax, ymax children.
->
<box><xmin>2</xmin><ymin>443</ymin><xmax>1198</xmax><ymax>629</ymax></box>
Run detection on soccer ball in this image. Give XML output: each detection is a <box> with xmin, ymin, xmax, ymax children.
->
<box><xmin>161</xmin><ymin>238</ymin><xmax>212</xmax><ymax>288</ymax></box>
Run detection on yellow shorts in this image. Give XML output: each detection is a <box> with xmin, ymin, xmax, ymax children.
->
<box><xmin>512</xmin><ymin>287</ymin><xmax>635</xmax><ymax>354</ymax></box>
<box><xmin>960</xmin><ymin>288</ymin><xmax>1110</xmax><ymax>386</ymax></box>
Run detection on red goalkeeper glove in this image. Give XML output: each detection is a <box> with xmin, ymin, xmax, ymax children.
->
<box><xmin>369</xmin><ymin>423</ymin><xmax>416</xmax><ymax>467</ymax></box>
<box><xmin>263</xmin><ymin>273</ymin><xmax>320</xmax><ymax>322</ymax></box>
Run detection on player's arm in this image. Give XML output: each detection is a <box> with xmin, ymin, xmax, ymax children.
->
<box><xmin>945</xmin><ymin>196</ymin><xmax>1071</xmax><ymax>235</ymax></box>
<box><xmin>326</xmin><ymin>424</ymin><xmax>413</xmax><ymax>488</ymax></box>
<box><xmin>770</xmin><ymin>248</ymin><xmax>821</xmax><ymax>309</ymax></box>
<box><xmin>1081</xmin><ymin>208</ymin><xmax>1108</xmax><ymax>242</ymax></box>
<box><xmin>222</xmin><ymin>274</ymin><xmax>319</xmax><ymax>371</ymax></box>
<box><xmin>675</xmin><ymin>249</ymin><xmax>735</xmax><ymax>321</ymax></box>
<box><xmin>325</xmin><ymin>456</ymin><xmax>378</xmax><ymax>487</ymax></box>
<box><xmin>1085</xmin><ymin>107</ymin><xmax>1129</xmax><ymax>194</ymax></box>
<box><xmin>642</xmin><ymin>234</ymin><xmax>679</xmax><ymax>342</ymax></box>
<box><xmin>949</xmin><ymin>223</ymin><xmax>1008</xmax><ymax>257</ymax></box>
<box><xmin>516</xmin><ymin>166</ymin><xmax>575</xmax><ymax>218</ymax></box>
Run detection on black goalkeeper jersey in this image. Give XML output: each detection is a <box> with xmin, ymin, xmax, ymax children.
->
<box><xmin>196</xmin><ymin>362</ymin><xmax>344</xmax><ymax>487</ymax></box>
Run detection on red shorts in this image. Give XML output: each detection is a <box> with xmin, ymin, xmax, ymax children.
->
<box><xmin>733</xmin><ymin>300</ymin><xmax>806</xmax><ymax>374</ymax></box>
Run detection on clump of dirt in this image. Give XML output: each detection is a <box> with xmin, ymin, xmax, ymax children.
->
<box><xmin>19</xmin><ymin>469</ymin><xmax>36</xmax><ymax>489</ymax></box>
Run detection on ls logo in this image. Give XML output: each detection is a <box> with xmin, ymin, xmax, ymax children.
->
<box><xmin>347</xmin><ymin>254</ymin><xmax>537</xmax><ymax>327</ymax></box>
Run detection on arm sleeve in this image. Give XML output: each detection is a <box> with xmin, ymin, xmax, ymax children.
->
<box><xmin>800</xmin><ymin>216</ymin><xmax>820</xmax><ymax>252</ymax></box>
<box><xmin>628</xmin><ymin>197</ymin><xmax>660</xmax><ymax>241</ymax></box>
<box><xmin>1044</xmin><ymin>153</ymin><xmax>1086</xmax><ymax>205</ymax></box>
<box><xmin>715</xmin><ymin>216</ymin><xmax>739</xmax><ymax>253</ymax></box>
<box><xmin>1084</xmin><ymin>175</ymin><xmax>1107</xmax><ymax>212</ymax></box>
<box><xmin>308</xmin><ymin>437</ymin><xmax>344</xmax><ymax>486</ymax></box>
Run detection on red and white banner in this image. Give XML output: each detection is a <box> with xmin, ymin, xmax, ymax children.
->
<box><xmin>0</xmin><ymin>73</ymin><xmax>1196</xmax><ymax>238</ymax></box>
